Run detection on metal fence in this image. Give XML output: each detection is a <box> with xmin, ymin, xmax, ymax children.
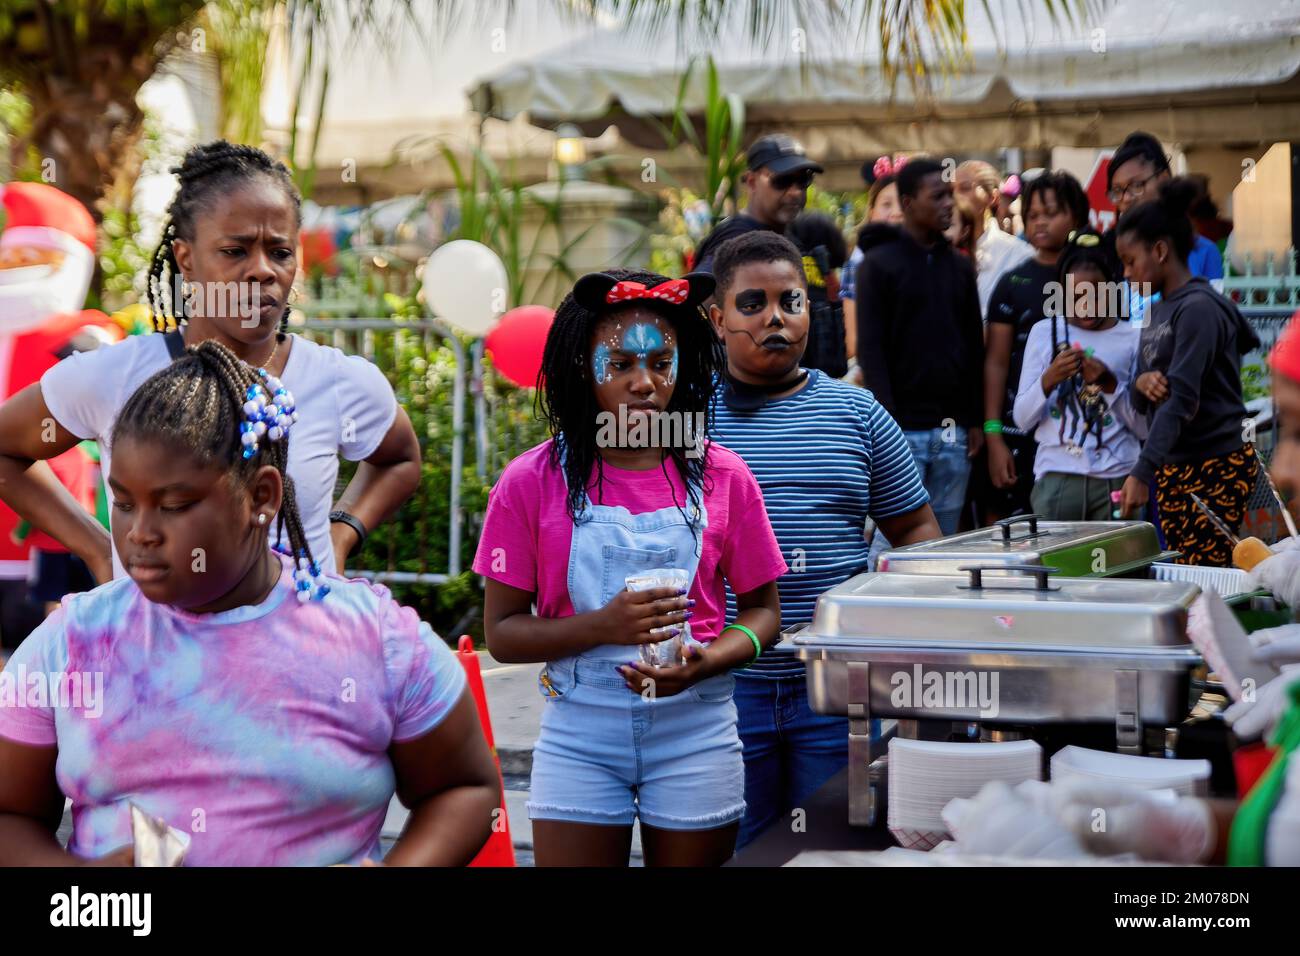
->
<box><xmin>1223</xmin><ymin>249</ymin><xmax>1300</xmax><ymax>309</ymax></box>
<box><xmin>296</xmin><ymin>315</ymin><xmax>546</xmax><ymax>586</ymax></box>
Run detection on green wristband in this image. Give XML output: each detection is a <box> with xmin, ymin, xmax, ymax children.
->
<box><xmin>983</xmin><ymin>419</ymin><xmax>1004</xmax><ymax>434</ymax></box>
<box><xmin>723</xmin><ymin>623</ymin><xmax>763</xmax><ymax>668</ymax></box>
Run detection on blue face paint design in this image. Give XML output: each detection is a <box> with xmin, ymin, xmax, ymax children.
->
<box><xmin>623</xmin><ymin>322</ymin><xmax>664</xmax><ymax>367</ymax></box>
<box><xmin>592</xmin><ymin>342</ymin><xmax>611</xmax><ymax>384</ymax></box>
<box><xmin>592</xmin><ymin>319</ymin><xmax>677</xmax><ymax>385</ymax></box>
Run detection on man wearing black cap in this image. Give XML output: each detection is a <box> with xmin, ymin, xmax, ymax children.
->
<box><xmin>692</xmin><ymin>133</ymin><xmax>824</xmax><ymax>274</ymax></box>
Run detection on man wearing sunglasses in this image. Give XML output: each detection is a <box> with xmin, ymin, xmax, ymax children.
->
<box><xmin>693</xmin><ymin>134</ymin><xmax>823</xmax><ymax>275</ymax></box>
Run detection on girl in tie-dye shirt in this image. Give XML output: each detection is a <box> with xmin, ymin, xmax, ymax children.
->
<box><xmin>0</xmin><ymin>340</ymin><xmax>499</xmax><ymax>866</ymax></box>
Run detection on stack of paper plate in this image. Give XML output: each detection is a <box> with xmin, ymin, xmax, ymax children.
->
<box><xmin>887</xmin><ymin>738</ymin><xmax>1042</xmax><ymax>850</ymax></box>
<box><xmin>1151</xmin><ymin>562</ymin><xmax>1251</xmax><ymax>599</ymax></box>
<box><xmin>1049</xmin><ymin>746</ymin><xmax>1211</xmax><ymax>796</ymax></box>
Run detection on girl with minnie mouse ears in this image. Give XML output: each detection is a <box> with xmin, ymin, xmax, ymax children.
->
<box><xmin>473</xmin><ymin>266</ymin><xmax>786</xmax><ymax>867</ymax></box>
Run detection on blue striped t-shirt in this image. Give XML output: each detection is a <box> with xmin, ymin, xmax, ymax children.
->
<box><xmin>711</xmin><ymin>370</ymin><xmax>929</xmax><ymax>678</ymax></box>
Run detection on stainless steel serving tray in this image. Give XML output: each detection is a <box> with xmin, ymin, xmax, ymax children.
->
<box><xmin>788</xmin><ymin>564</ymin><xmax>1204</xmax><ymax>826</ymax></box>
<box><xmin>876</xmin><ymin>514</ymin><xmax>1179</xmax><ymax>578</ymax></box>
<box><xmin>799</xmin><ymin>565</ymin><xmax>1200</xmax><ymax>652</ymax></box>
<box><xmin>787</xmin><ymin>566</ymin><xmax>1202</xmax><ymax>728</ymax></box>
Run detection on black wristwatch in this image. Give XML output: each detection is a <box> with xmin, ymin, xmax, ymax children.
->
<box><xmin>329</xmin><ymin>510</ymin><xmax>368</xmax><ymax>556</ymax></box>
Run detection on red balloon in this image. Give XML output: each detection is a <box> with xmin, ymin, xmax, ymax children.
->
<box><xmin>485</xmin><ymin>305</ymin><xmax>555</xmax><ymax>388</ymax></box>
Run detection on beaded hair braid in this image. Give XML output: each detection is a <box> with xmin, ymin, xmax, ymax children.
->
<box><xmin>111</xmin><ymin>339</ymin><xmax>325</xmax><ymax>601</ymax></box>
<box><xmin>146</xmin><ymin>140</ymin><xmax>301</xmax><ymax>332</ymax></box>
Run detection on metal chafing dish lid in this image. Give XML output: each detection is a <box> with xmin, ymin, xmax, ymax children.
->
<box><xmin>797</xmin><ymin>566</ymin><xmax>1199</xmax><ymax>651</ymax></box>
<box><xmin>876</xmin><ymin>515</ymin><xmax>1170</xmax><ymax>576</ymax></box>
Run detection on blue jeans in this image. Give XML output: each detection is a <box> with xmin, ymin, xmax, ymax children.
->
<box><xmin>903</xmin><ymin>427</ymin><xmax>971</xmax><ymax>535</ymax></box>
<box><xmin>734</xmin><ymin>673</ymin><xmax>849</xmax><ymax>850</ymax></box>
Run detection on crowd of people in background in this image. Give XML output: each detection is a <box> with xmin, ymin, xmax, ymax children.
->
<box><xmin>695</xmin><ymin>129</ymin><xmax>1249</xmax><ymax>555</ymax></box>
<box><xmin>686</xmin><ymin>129</ymin><xmax>1258</xmax><ymax>849</ymax></box>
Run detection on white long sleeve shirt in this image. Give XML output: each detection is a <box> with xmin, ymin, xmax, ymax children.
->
<box><xmin>1013</xmin><ymin>317</ymin><xmax>1144</xmax><ymax>480</ymax></box>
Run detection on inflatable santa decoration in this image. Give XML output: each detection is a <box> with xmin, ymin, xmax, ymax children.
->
<box><xmin>0</xmin><ymin>182</ymin><xmax>117</xmax><ymax>581</ymax></box>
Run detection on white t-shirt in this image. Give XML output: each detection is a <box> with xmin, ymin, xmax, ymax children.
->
<box><xmin>40</xmin><ymin>332</ymin><xmax>398</xmax><ymax>577</ymax></box>
<box><xmin>1012</xmin><ymin>318</ymin><xmax>1144</xmax><ymax>480</ymax></box>
<box><xmin>975</xmin><ymin>224</ymin><xmax>1034</xmax><ymax>318</ymax></box>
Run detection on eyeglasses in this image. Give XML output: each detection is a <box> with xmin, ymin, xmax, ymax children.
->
<box><xmin>769</xmin><ymin>169</ymin><xmax>816</xmax><ymax>191</ymax></box>
<box><xmin>1108</xmin><ymin>173</ymin><xmax>1158</xmax><ymax>205</ymax></box>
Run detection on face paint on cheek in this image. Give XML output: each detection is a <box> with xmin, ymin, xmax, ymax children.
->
<box><xmin>781</xmin><ymin>290</ymin><xmax>805</xmax><ymax>314</ymax></box>
<box><xmin>592</xmin><ymin>342</ymin><xmax>611</xmax><ymax>384</ymax></box>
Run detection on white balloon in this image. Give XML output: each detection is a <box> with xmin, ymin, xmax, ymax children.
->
<box><xmin>420</xmin><ymin>239</ymin><xmax>507</xmax><ymax>336</ymax></box>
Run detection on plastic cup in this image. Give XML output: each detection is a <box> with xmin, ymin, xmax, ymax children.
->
<box><xmin>624</xmin><ymin>567</ymin><xmax>695</xmax><ymax>667</ymax></box>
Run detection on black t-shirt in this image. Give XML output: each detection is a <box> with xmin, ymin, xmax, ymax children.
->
<box><xmin>693</xmin><ymin>214</ymin><xmax>776</xmax><ymax>274</ymax></box>
<box><xmin>986</xmin><ymin>257</ymin><xmax>1058</xmax><ymax>427</ymax></box>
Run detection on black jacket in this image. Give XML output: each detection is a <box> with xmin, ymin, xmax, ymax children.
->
<box><xmin>1131</xmin><ymin>277</ymin><xmax>1261</xmax><ymax>483</ymax></box>
<box><xmin>854</xmin><ymin>223</ymin><xmax>985</xmax><ymax>430</ymax></box>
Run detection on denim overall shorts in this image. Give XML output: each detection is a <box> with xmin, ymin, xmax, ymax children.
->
<box><xmin>526</xmin><ymin>490</ymin><xmax>745</xmax><ymax>830</ymax></box>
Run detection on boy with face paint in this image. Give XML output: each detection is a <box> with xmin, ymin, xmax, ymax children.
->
<box><xmin>708</xmin><ymin>231</ymin><xmax>941</xmax><ymax>849</ymax></box>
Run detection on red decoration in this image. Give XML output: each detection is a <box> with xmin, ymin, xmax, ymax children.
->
<box><xmin>485</xmin><ymin>305</ymin><xmax>555</xmax><ymax>389</ymax></box>
<box><xmin>1084</xmin><ymin>152</ymin><xmax>1118</xmax><ymax>234</ymax></box>
<box><xmin>605</xmin><ymin>277</ymin><xmax>689</xmax><ymax>305</ymax></box>
<box><xmin>1269</xmin><ymin>309</ymin><xmax>1300</xmax><ymax>384</ymax></box>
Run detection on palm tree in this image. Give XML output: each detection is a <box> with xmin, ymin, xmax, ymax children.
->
<box><xmin>1</xmin><ymin>0</ymin><xmax>1096</xmax><ymax>217</ymax></box>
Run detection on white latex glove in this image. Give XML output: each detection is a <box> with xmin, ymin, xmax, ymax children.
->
<box><xmin>943</xmin><ymin>781</ymin><xmax>1089</xmax><ymax>861</ymax></box>
<box><xmin>1245</xmin><ymin>548</ymin><xmax>1300</xmax><ymax>607</ymax></box>
<box><xmin>1048</xmin><ymin>779</ymin><xmax>1215</xmax><ymax>864</ymax></box>
<box><xmin>1247</xmin><ymin>623</ymin><xmax>1300</xmax><ymax>667</ymax></box>
<box><xmin>1271</xmin><ymin>536</ymin><xmax>1300</xmax><ymax>555</ymax></box>
<box><xmin>1224</xmin><ymin>665</ymin><xmax>1300</xmax><ymax>742</ymax></box>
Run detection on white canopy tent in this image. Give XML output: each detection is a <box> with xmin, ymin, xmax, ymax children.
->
<box><xmin>469</xmin><ymin>0</ymin><xmax>1300</xmax><ymax>159</ymax></box>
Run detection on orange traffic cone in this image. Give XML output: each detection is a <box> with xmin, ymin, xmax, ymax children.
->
<box><xmin>457</xmin><ymin>635</ymin><xmax>516</xmax><ymax>867</ymax></box>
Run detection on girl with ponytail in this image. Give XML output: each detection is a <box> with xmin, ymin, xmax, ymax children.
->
<box><xmin>1116</xmin><ymin>178</ymin><xmax>1261</xmax><ymax>565</ymax></box>
<box><xmin>0</xmin><ymin>340</ymin><xmax>499</xmax><ymax>866</ymax></box>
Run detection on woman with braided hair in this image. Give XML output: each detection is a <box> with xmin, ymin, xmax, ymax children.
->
<box><xmin>0</xmin><ymin>140</ymin><xmax>420</xmax><ymax>584</ymax></box>
<box><xmin>0</xmin><ymin>340</ymin><xmax>499</xmax><ymax>865</ymax></box>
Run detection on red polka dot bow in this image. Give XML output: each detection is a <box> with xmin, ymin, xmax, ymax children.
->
<box><xmin>605</xmin><ymin>278</ymin><xmax>690</xmax><ymax>305</ymax></box>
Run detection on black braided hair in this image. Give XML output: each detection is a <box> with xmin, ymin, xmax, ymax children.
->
<box><xmin>111</xmin><ymin>339</ymin><xmax>316</xmax><ymax>580</ymax></box>
<box><xmin>536</xmin><ymin>267</ymin><xmax>723</xmax><ymax>542</ymax></box>
<box><xmin>147</xmin><ymin>140</ymin><xmax>301</xmax><ymax>332</ymax></box>
<box><xmin>1058</xmin><ymin>229</ymin><xmax>1121</xmax><ymax>288</ymax></box>
<box><xmin>1022</xmin><ymin>169</ymin><xmax>1090</xmax><ymax>232</ymax></box>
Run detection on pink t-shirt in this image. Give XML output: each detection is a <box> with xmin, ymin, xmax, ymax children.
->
<box><xmin>471</xmin><ymin>440</ymin><xmax>787</xmax><ymax>641</ymax></box>
<box><xmin>0</xmin><ymin>554</ymin><xmax>467</xmax><ymax>866</ymax></box>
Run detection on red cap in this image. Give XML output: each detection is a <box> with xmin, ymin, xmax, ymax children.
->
<box><xmin>1269</xmin><ymin>310</ymin><xmax>1300</xmax><ymax>384</ymax></box>
<box><xmin>0</xmin><ymin>182</ymin><xmax>96</xmax><ymax>252</ymax></box>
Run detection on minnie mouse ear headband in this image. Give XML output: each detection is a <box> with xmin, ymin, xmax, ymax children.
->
<box><xmin>572</xmin><ymin>271</ymin><xmax>715</xmax><ymax>314</ymax></box>
<box><xmin>861</xmin><ymin>154</ymin><xmax>909</xmax><ymax>185</ymax></box>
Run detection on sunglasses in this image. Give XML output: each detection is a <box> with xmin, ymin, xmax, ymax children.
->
<box><xmin>769</xmin><ymin>169</ymin><xmax>816</xmax><ymax>191</ymax></box>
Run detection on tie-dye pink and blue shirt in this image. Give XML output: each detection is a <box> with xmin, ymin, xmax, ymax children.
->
<box><xmin>0</xmin><ymin>554</ymin><xmax>466</xmax><ymax>866</ymax></box>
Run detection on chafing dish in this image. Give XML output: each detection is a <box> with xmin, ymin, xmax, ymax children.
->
<box><xmin>787</xmin><ymin>565</ymin><xmax>1203</xmax><ymax>825</ymax></box>
<box><xmin>877</xmin><ymin>514</ymin><xmax>1179</xmax><ymax>578</ymax></box>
